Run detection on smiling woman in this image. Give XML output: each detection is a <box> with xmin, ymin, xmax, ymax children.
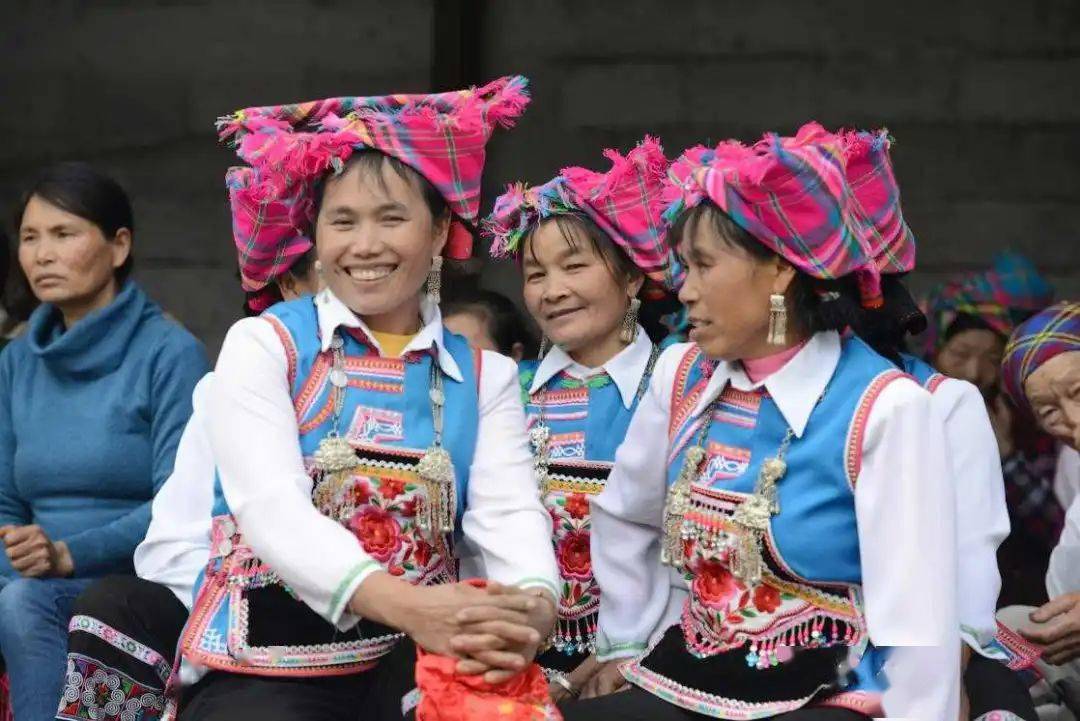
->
<box><xmin>0</xmin><ymin>162</ymin><xmax>208</xmax><ymax>721</ymax></box>
<box><xmin>173</xmin><ymin>78</ymin><xmax>561</xmax><ymax>721</ymax></box>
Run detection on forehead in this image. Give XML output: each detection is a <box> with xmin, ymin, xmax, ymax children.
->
<box><xmin>320</xmin><ymin>159</ymin><xmax>422</xmax><ymax>209</ymax></box>
<box><xmin>522</xmin><ymin>219</ymin><xmax>593</xmax><ymax>265</ymax></box>
<box><xmin>1027</xmin><ymin>351</ymin><xmax>1080</xmax><ymax>397</ymax></box>
<box><xmin>20</xmin><ymin>195</ymin><xmax>88</xmax><ymax>229</ymax></box>
<box><xmin>945</xmin><ymin>327</ymin><xmax>1003</xmax><ymax>353</ymax></box>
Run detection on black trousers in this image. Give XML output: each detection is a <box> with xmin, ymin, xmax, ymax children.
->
<box><xmin>559</xmin><ymin>687</ymin><xmax>868</xmax><ymax>720</ymax></box>
<box><xmin>965</xmin><ymin>653</ymin><xmax>1038</xmax><ymax>720</ymax></box>
<box><xmin>181</xmin><ymin>639</ymin><xmax>418</xmax><ymax>721</ymax></box>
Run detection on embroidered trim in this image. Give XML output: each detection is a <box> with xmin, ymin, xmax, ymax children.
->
<box><xmin>813</xmin><ymin>690</ymin><xmax>883</xmax><ymax>715</ymax></box>
<box><xmin>402</xmin><ymin>687</ymin><xmax>422</xmax><ymax>716</ymax></box>
<box><xmin>596</xmin><ymin>641</ymin><xmax>647</xmax><ymax>661</ymax></box>
<box><xmin>68</xmin><ymin>616</ymin><xmax>171</xmax><ymax>685</ymax></box>
<box><xmin>623</xmin><ymin>658</ymin><xmax>827</xmax><ymax>719</ymax></box>
<box><xmin>925</xmin><ymin>372</ymin><xmax>948</xmax><ymax>394</ymax></box>
<box><xmin>57</xmin><ymin>653</ymin><xmax>165</xmax><ymax>721</ymax></box>
<box><xmin>994</xmin><ymin>620</ymin><xmax>1043</xmax><ymax>671</ymax></box>
<box><xmin>264</xmin><ymin>314</ymin><xmax>298</xmax><ymax>390</ymax></box>
<box><xmin>844</xmin><ymin>369</ymin><xmax>908</xmax><ymax>490</ymax></box>
<box><xmin>328</xmin><ymin>559</ymin><xmax>383</xmax><ymax>621</ymax></box>
<box><xmin>671</xmin><ymin>346</ymin><xmax>703</xmax><ymax>413</ymax></box>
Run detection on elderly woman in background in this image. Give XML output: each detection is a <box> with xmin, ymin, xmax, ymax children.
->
<box><xmin>0</xmin><ymin>162</ymin><xmax>208</xmax><ymax>720</ymax></box>
<box><xmin>924</xmin><ymin>253</ymin><xmax>1062</xmax><ymax>608</ymax></box>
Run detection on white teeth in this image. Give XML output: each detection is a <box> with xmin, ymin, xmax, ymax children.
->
<box><xmin>347</xmin><ymin>266</ymin><xmax>393</xmax><ymax>281</ymax></box>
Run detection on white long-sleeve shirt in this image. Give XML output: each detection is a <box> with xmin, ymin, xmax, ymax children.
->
<box><xmin>133</xmin><ymin>374</ymin><xmax>216</xmax><ymax>609</ymax></box>
<box><xmin>206</xmin><ymin>290</ymin><xmax>559</xmax><ymax>628</ymax></box>
<box><xmin>928</xmin><ymin>377</ymin><xmax>1010</xmax><ymax>652</ymax></box>
<box><xmin>1049</xmin><ymin>447</ymin><xmax>1080</xmax><ymax>598</ymax></box>
<box><xmin>591</xmin><ymin>332</ymin><xmax>960</xmax><ymax>720</ymax></box>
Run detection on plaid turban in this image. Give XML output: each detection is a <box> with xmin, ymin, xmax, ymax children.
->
<box><xmin>218</xmin><ymin>75</ymin><xmax>530</xmax><ymax>304</ymax></box>
<box><xmin>662</xmin><ymin>122</ymin><xmax>883</xmax><ymax>307</ymax></box>
<box><xmin>484</xmin><ymin>136</ymin><xmax>678</xmax><ymax>293</ymax></box>
<box><xmin>922</xmin><ymin>251</ymin><xmax>1055</xmax><ymax>356</ymax></box>
<box><xmin>1002</xmin><ymin>301</ymin><xmax>1080</xmax><ymax>411</ymax></box>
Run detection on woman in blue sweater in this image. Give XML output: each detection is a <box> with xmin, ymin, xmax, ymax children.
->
<box><xmin>0</xmin><ymin>162</ymin><xmax>208</xmax><ymax>720</ymax></box>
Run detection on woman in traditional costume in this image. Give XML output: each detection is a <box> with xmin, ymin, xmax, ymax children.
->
<box><xmin>483</xmin><ymin>137</ymin><xmax>676</xmax><ymax>701</ymax></box>
<box><xmin>176</xmin><ymin>76</ymin><xmax>559</xmax><ymax>721</ymax></box>
<box><xmin>563</xmin><ymin>126</ymin><xmax>960</xmax><ymax>719</ymax></box>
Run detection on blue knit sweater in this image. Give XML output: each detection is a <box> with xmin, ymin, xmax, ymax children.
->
<box><xmin>0</xmin><ymin>281</ymin><xmax>208</xmax><ymax>578</ymax></box>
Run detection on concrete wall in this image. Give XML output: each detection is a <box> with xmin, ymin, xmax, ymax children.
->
<box><xmin>2</xmin><ymin>0</ymin><xmax>1077</xmax><ymax>354</ymax></box>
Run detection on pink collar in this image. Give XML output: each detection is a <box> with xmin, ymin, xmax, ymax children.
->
<box><xmin>741</xmin><ymin>341</ymin><xmax>808</xmax><ymax>384</ymax></box>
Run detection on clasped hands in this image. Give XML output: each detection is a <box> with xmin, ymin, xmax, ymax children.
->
<box><xmin>352</xmin><ymin>574</ymin><xmax>556</xmax><ymax>683</ymax></box>
<box><xmin>0</xmin><ymin>524</ymin><xmax>74</xmax><ymax>578</ymax></box>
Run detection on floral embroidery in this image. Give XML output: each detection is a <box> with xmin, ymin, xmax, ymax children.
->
<box><xmin>349</xmin><ymin>506</ymin><xmax>404</xmax><ymax>563</ymax></box>
<box><xmin>679</xmin><ymin>486</ymin><xmax>864</xmax><ymax>667</ymax></box>
<box><xmin>57</xmin><ymin>654</ymin><xmax>164</xmax><ymax>721</ymax></box>
<box><xmin>314</xmin><ymin>462</ymin><xmax>454</xmax><ymax>586</ymax></box>
<box><xmin>556</xmin><ymin>530</ymin><xmax>592</xmax><ymax>582</ymax></box>
<box><xmin>543</xmin><ymin>472</ymin><xmax>606</xmax><ymax>655</ymax></box>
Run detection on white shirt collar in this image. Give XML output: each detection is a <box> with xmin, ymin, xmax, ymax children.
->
<box><xmin>528</xmin><ymin>326</ymin><xmax>654</xmax><ymax>409</ymax></box>
<box><xmin>314</xmin><ymin>288</ymin><xmax>463</xmax><ymax>382</ymax></box>
<box><xmin>691</xmin><ymin>331</ymin><xmax>841</xmax><ymax>438</ymax></box>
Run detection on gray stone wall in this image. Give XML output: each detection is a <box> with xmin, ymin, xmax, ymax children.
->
<box><xmin>3</xmin><ymin>0</ymin><xmax>1077</xmax><ymax>355</ymax></box>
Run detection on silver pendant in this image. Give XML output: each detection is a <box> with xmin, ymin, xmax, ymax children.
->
<box><xmin>313</xmin><ymin>434</ymin><xmax>358</xmax><ymax>474</ymax></box>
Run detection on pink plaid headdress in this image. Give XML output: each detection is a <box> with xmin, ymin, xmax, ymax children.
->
<box><xmin>484</xmin><ymin>136</ymin><xmax>677</xmax><ymax>293</ymax></box>
<box><xmin>219</xmin><ymin>75</ymin><xmax>530</xmax><ymax>308</ymax></box>
<box><xmin>663</xmin><ymin>122</ymin><xmax>883</xmax><ymax>308</ymax></box>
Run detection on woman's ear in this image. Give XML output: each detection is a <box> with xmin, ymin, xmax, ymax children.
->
<box><xmin>771</xmin><ymin>257</ymin><xmax>797</xmax><ymax>295</ymax></box>
<box><xmin>110</xmin><ymin>227</ymin><xmax>133</xmax><ymax>271</ymax></box>
<box><xmin>510</xmin><ymin>341</ymin><xmax>525</xmax><ymax>363</ymax></box>
<box><xmin>431</xmin><ymin>211</ymin><xmax>451</xmax><ymax>257</ymax></box>
<box><xmin>627</xmin><ymin>271</ymin><xmax>646</xmax><ymax>301</ymax></box>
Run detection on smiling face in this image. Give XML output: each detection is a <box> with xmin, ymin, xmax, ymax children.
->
<box><xmin>1024</xmin><ymin>351</ymin><xmax>1080</xmax><ymax>450</ymax></box>
<box><xmin>675</xmin><ymin>205</ymin><xmax>794</xmax><ymax>362</ymax></box>
<box><xmin>18</xmin><ymin>194</ymin><xmax>129</xmax><ymax>321</ymax></box>
<box><xmin>315</xmin><ymin>156</ymin><xmax>448</xmax><ymax>334</ymax></box>
<box><xmin>521</xmin><ymin>216</ymin><xmax>642</xmax><ymax>368</ymax></box>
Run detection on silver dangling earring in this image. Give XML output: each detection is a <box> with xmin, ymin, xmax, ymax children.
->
<box><xmin>767</xmin><ymin>293</ymin><xmax>787</xmax><ymax>345</ymax></box>
<box><xmin>426</xmin><ymin>256</ymin><xmax>443</xmax><ymax>304</ymax></box>
<box><xmin>537</xmin><ymin>336</ymin><xmax>550</xmax><ymax>358</ymax></box>
<box><xmin>620</xmin><ymin>297</ymin><xmax>641</xmax><ymax>344</ymax></box>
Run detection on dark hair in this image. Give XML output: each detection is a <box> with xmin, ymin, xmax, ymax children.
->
<box><xmin>670</xmin><ymin>201</ymin><xmax>908</xmax><ymax>359</ymax></box>
<box><xmin>847</xmin><ymin>275</ymin><xmax>928</xmax><ymax>366</ymax></box>
<box><xmin>13</xmin><ymin>162</ymin><xmax>135</xmax><ymax>284</ymax></box>
<box><xmin>523</xmin><ymin>213</ymin><xmax>643</xmax><ymax>291</ymax></box>
<box><xmin>443</xmin><ymin>289</ymin><xmax>539</xmax><ymax>357</ymax></box>
<box><xmin>241</xmin><ymin>246</ymin><xmax>319</xmax><ymax>317</ymax></box>
<box><xmin>312</xmin><ymin>150</ymin><xmax>449</xmax><ymax>226</ymax></box>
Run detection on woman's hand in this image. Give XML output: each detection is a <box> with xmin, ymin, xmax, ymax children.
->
<box><xmin>579</xmin><ymin>659</ymin><xmax>629</xmax><ymax>699</ymax></box>
<box><xmin>0</xmin><ymin>525</ymin><xmax>74</xmax><ymax>578</ymax></box>
<box><xmin>450</xmin><ymin>582</ymin><xmax>557</xmax><ymax>683</ymax></box>
<box><xmin>548</xmin><ymin>654</ymin><xmax>600</xmax><ymax>704</ymax></box>
<box><xmin>348</xmin><ymin>575</ymin><xmax>541</xmax><ymax>659</ymax></box>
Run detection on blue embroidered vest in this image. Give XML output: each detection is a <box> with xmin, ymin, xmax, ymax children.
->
<box><xmin>519</xmin><ymin>356</ymin><xmax>651</xmax><ymax>659</ymax></box>
<box><xmin>181</xmin><ymin>297</ymin><xmax>479</xmax><ymax>676</ymax></box>
<box><xmin>626</xmin><ymin>336</ymin><xmax>907</xmax><ymax>718</ymax></box>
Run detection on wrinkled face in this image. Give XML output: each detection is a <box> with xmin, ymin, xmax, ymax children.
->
<box><xmin>444</xmin><ymin>310</ymin><xmax>498</xmax><ymax>352</ymax></box>
<box><xmin>1024</xmin><ymin>351</ymin><xmax>1080</xmax><ymax>450</ymax></box>
<box><xmin>315</xmin><ymin>160</ymin><xmax>447</xmax><ymax>323</ymax></box>
<box><xmin>935</xmin><ymin>327</ymin><xmax>1005</xmax><ymax>396</ymax></box>
<box><xmin>676</xmin><ymin>212</ymin><xmax>787</xmax><ymax>361</ymax></box>
<box><xmin>521</xmin><ymin>219</ymin><xmax>639</xmax><ymax>356</ymax></box>
<box><xmin>18</xmin><ymin>195</ymin><xmax>127</xmax><ymax>310</ymax></box>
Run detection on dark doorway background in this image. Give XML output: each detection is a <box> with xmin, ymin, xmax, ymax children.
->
<box><xmin>2</xmin><ymin>0</ymin><xmax>1077</xmax><ymax>355</ymax></box>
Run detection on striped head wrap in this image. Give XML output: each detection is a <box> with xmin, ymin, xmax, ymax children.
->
<box><xmin>922</xmin><ymin>251</ymin><xmax>1055</xmax><ymax>356</ymax></box>
<box><xmin>484</xmin><ymin>136</ymin><xmax>678</xmax><ymax>293</ymax></box>
<box><xmin>662</xmin><ymin>122</ymin><xmax>883</xmax><ymax>307</ymax></box>
<box><xmin>1002</xmin><ymin>301</ymin><xmax>1080</xmax><ymax>411</ymax></box>
<box><xmin>218</xmin><ymin>75</ymin><xmax>530</xmax><ymax>308</ymax></box>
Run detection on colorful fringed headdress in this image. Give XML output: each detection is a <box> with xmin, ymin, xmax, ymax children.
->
<box><xmin>922</xmin><ymin>251</ymin><xmax>1055</xmax><ymax>356</ymax></box>
<box><xmin>662</xmin><ymin>122</ymin><xmax>883</xmax><ymax>308</ymax></box>
<box><xmin>219</xmin><ymin>75</ymin><xmax>530</xmax><ymax>310</ymax></box>
<box><xmin>484</xmin><ymin>136</ymin><xmax>678</xmax><ymax>293</ymax></box>
<box><xmin>1001</xmin><ymin>301</ymin><xmax>1080</xmax><ymax>413</ymax></box>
